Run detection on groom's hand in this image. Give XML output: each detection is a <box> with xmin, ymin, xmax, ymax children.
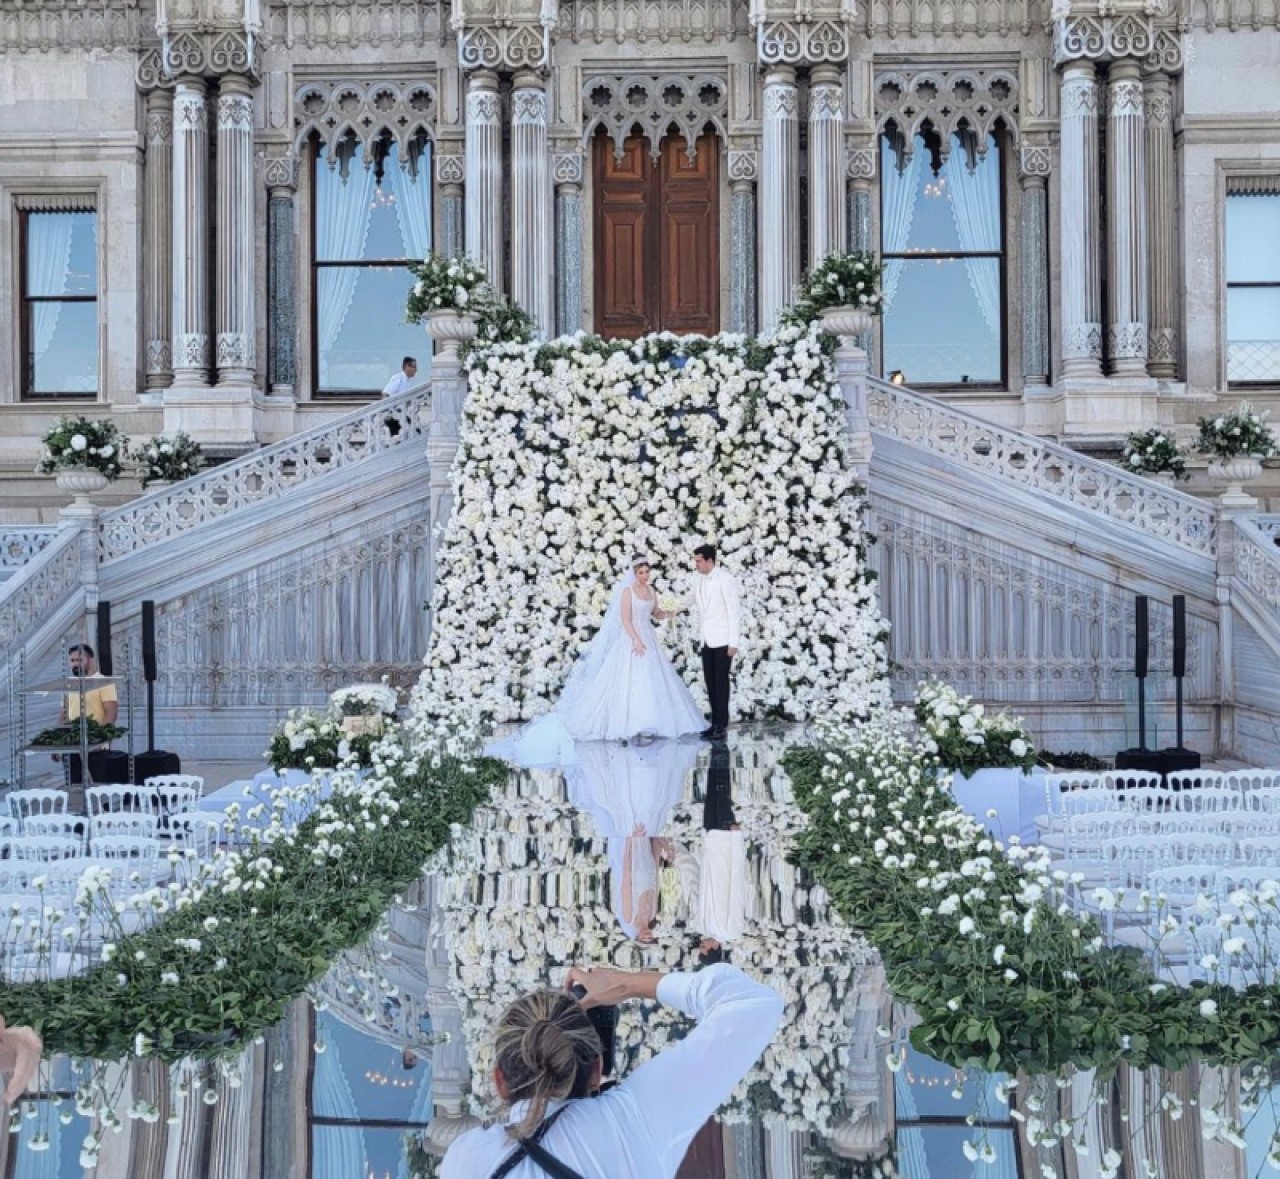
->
<box><xmin>727</xmin><ymin>647</ymin><xmax>738</xmax><ymax>658</ymax></box>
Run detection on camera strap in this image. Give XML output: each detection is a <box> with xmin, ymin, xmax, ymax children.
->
<box><xmin>489</xmin><ymin>1105</ymin><xmax>587</xmax><ymax>1179</ymax></box>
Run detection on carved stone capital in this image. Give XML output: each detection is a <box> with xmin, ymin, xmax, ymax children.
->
<box><xmin>728</xmin><ymin>149</ymin><xmax>759</xmax><ymax>182</ymax></box>
<box><xmin>465</xmin><ymin>86</ymin><xmax>501</xmax><ymax>126</ymax></box>
<box><xmin>146</xmin><ymin>110</ymin><xmax>175</xmax><ymax>147</ymax></box>
<box><xmin>809</xmin><ymin>81</ymin><xmax>844</xmax><ymax>120</ymax></box>
<box><xmin>1018</xmin><ymin>143</ymin><xmax>1052</xmax><ymax>178</ymax></box>
<box><xmin>161</xmin><ymin>28</ymin><xmax>262</xmax><ymax>80</ymax></box>
<box><xmin>762</xmin><ymin>78</ymin><xmax>799</xmax><ymax>119</ymax></box>
<box><xmin>174</xmin><ymin>88</ymin><xmax>208</xmax><ymax>129</ymax></box>
<box><xmin>217</xmin><ymin>92</ymin><xmax>255</xmax><ymax>130</ymax></box>
<box><xmin>512</xmin><ymin>86</ymin><xmax>548</xmax><ymax>125</ymax></box>
<box><xmin>436</xmin><ymin>153</ymin><xmax>466</xmax><ymax>185</ymax></box>
<box><xmin>846</xmin><ymin>146</ymin><xmax>876</xmax><ymax>180</ymax></box>
<box><xmin>757</xmin><ymin>18</ymin><xmax>850</xmax><ymax>65</ymax></box>
<box><xmin>1053</xmin><ymin>13</ymin><xmax>1181</xmax><ymax>69</ymax></box>
<box><xmin>552</xmin><ymin>151</ymin><xmax>584</xmax><ymax>186</ymax></box>
<box><xmin>137</xmin><ymin>48</ymin><xmax>176</xmax><ymax>92</ymax></box>
<box><xmin>264</xmin><ymin>153</ymin><xmax>300</xmax><ymax>192</ymax></box>
<box><xmin>458</xmin><ymin>24</ymin><xmax>548</xmax><ymax>72</ymax></box>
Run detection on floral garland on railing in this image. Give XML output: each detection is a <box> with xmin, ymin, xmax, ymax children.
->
<box><xmin>415</xmin><ymin>326</ymin><xmax>891</xmax><ymax>728</ymax></box>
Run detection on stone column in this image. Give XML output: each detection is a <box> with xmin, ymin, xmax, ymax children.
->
<box><xmin>1058</xmin><ymin>60</ymin><xmax>1103</xmax><ymax>381</ymax></box>
<box><xmin>807</xmin><ymin>64</ymin><xmax>846</xmax><ymax>267</ymax></box>
<box><xmin>846</xmin><ymin>146</ymin><xmax>876</xmax><ymax>354</ymax></box>
<box><xmin>553</xmin><ymin>151</ymin><xmax>585</xmax><ymax>336</ymax></box>
<box><xmin>264</xmin><ymin>154</ymin><xmax>298</xmax><ymax>396</ymax></box>
<box><xmin>1144</xmin><ymin>70</ymin><xmax>1178</xmax><ymax>379</ymax></box>
<box><xmin>143</xmin><ymin>89</ymin><xmax>174</xmax><ymax>391</ymax></box>
<box><xmin>171</xmin><ymin>77</ymin><xmax>210</xmax><ymax>389</ymax></box>
<box><xmin>464</xmin><ymin>70</ymin><xmax>504</xmax><ymax>292</ymax></box>
<box><xmin>1019</xmin><ymin>145</ymin><xmax>1051</xmax><ymax>389</ymax></box>
<box><xmin>728</xmin><ymin>149</ymin><xmax>758</xmax><ymax>336</ymax></box>
<box><xmin>437</xmin><ymin>150</ymin><xmax>465</xmax><ymax>260</ymax></box>
<box><xmin>1106</xmin><ymin>60</ymin><xmax>1149</xmax><ymax>378</ymax></box>
<box><xmin>511</xmin><ymin>71</ymin><xmax>553</xmax><ymax>335</ymax></box>
<box><xmin>215</xmin><ymin>75</ymin><xmax>257</xmax><ymax>388</ymax></box>
<box><xmin>759</xmin><ymin>65</ymin><xmax>800</xmax><ymax>333</ymax></box>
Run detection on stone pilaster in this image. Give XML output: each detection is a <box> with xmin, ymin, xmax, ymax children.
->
<box><xmin>1144</xmin><ymin>71</ymin><xmax>1178</xmax><ymax>380</ymax></box>
<box><xmin>760</xmin><ymin>65</ymin><xmax>800</xmax><ymax>333</ymax></box>
<box><xmin>846</xmin><ymin>145</ymin><xmax>876</xmax><ymax>354</ymax></box>
<box><xmin>1106</xmin><ymin>60</ymin><xmax>1148</xmax><ymax>378</ymax></box>
<box><xmin>553</xmin><ymin>151</ymin><xmax>584</xmax><ymax>337</ymax></box>
<box><xmin>171</xmin><ymin>78</ymin><xmax>210</xmax><ymax>389</ymax></box>
<box><xmin>1058</xmin><ymin>61</ymin><xmax>1103</xmax><ymax>381</ymax></box>
<box><xmin>807</xmin><ymin>64</ymin><xmax>845</xmax><ymax>267</ymax></box>
<box><xmin>264</xmin><ymin>153</ymin><xmax>299</xmax><ymax>395</ymax></box>
<box><xmin>436</xmin><ymin>151</ymin><xmax>465</xmax><ymax>261</ymax></box>
<box><xmin>215</xmin><ymin>75</ymin><xmax>257</xmax><ymax>388</ymax></box>
<box><xmin>511</xmin><ymin>71</ymin><xmax>553</xmax><ymax>335</ymax></box>
<box><xmin>1019</xmin><ymin>144</ymin><xmax>1052</xmax><ymax>389</ymax></box>
<box><xmin>464</xmin><ymin>70</ymin><xmax>504</xmax><ymax>292</ymax></box>
<box><xmin>728</xmin><ymin>149</ymin><xmax>758</xmax><ymax>336</ymax></box>
<box><xmin>143</xmin><ymin>89</ymin><xmax>174</xmax><ymax>392</ymax></box>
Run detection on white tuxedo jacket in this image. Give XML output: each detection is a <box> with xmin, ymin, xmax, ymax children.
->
<box><xmin>692</xmin><ymin>567</ymin><xmax>742</xmax><ymax>649</ymax></box>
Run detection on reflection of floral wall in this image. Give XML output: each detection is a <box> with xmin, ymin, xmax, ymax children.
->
<box><xmin>415</xmin><ymin>327</ymin><xmax>891</xmax><ymax>727</ymax></box>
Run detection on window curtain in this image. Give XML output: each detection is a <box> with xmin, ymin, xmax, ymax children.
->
<box><xmin>26</xmin><ymin>213</ymin><xmax>75</xmax><ymax>360</ymax></box>
<box><xmin>13</xmin><ymin>1108</ymin><xmax>62</xmax><ymax>1179</ymax></box>
<box><xmin>393</xmin><ymin>1074</ymin><xmax>435</xmax><ymax>1179</ymax></box>
<box><xmin>946</xmin><ymin>133</ymin><xmax>1002</xmax><ymax>335</ymax></box>
<box><xmin>390</xmin><ymin>142</ymin><xmax>433</xmax><ymax>263</ymax></box>
<box><xmin>880</xmin><ymin>139</ymin><xmax>925</xmax><ymax>312</ymax></box>
<box><xmin>311</xmin><ymin>1034</ymin><xmax>366</xmax><ymax>1179</ymax></box>
<box><xmin>893</xmin><ymin>1071</ymin><xmax>935</xmax><ymax>1178</ymax></box>
<box><xmin>316</xmin><ymin>145</ymin><xmax>377</xmax><ymax>359</ymax></box>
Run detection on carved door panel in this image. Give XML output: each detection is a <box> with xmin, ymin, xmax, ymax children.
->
<box><xmin>593</xmin><ymin>132</ymin><xmax>719</xmax><ymax>338</ymax></box>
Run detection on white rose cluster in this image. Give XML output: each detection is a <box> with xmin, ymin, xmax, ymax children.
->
<box><xmin>415</xmin><ymin>325</ymin><xmax>892</xmax><ymax>728</ymax></box>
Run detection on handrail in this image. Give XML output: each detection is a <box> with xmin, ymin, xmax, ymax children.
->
<box><xmin>866</xmin><ymin>378</ymin><xmax>1218</xmax><ymax>559</ymax></box>
<box><xmin>99</xmin><ymin>386</ymin><xmax>433</xmax><ymax>562</ymax></box>
<box><xmin>0</xmin><ymin>529</ymin><xmax>83</xmax><ymax>656</ymax></box>
<box><xmin>0</xmin><ymin>528</ymin><xmax>57</xmax><ymax>577</ymax></box>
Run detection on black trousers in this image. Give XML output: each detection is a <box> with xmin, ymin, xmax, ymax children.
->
<box><xmin>701</xmin><ymin>645</ymin><xmax>732</xmax><ymax>730</ymax></box>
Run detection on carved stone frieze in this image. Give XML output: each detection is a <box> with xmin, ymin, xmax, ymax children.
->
<box><xmin>293</xmin><ymin>77</ymin><xmax>437</xmax><ymax>164</ymax></box>
<box><xmin>875</xmin><ymin>68</ymin><xmax>1020</xmax><ymax>162</ymax></box>
<box><xmin>552</xmin><ymin>151</ymin><xmax>584</xmax><ymax>185</ymax></box>
<box><xmin>1108</xmin><ymin>321</ymin><xmax>1147</xmax><ymax>359</ymax></box>
<box><xmin>147</xmin><ymin>339</ymin><xmax>174</xmax><ymax>374</ymax></box>
<box><xmin>756</xmin><ymin>18</ymin><xmax>850</xmax><ymax>64</ymax></box>
<box><xmin>0</xmin><ymin>0</ymin><xmax>140</xmax><ymax>54</ymax></box>
<box><xmin>556</xmin><ymin>0</ymin><xmax>746</xmax><ymax>45</ymax></box>
<box><xmin>728</xmin><ymin>148</ymin><xmax>758</xmax><ymax>182</ymax></box>
<box><xmin>161</xmin><ymin>28</ymin><xmax>262</xmax><ymax>79</ymax></box>
<box><xmin>846</xmin><ymin>146</ymin><xmax>876</xmax><ymax>179</ymax></box>
<box><xmin>581</xmin><ymin>72</ymin><xmax>728</xmax><ymax>158</ymax></box>
<box><xmin>137</xmin><ymin>48</ymin><xmax>174</xmax><ymax>91</ymax></box>
<box><xmin>457</xmin><ymin>23</ymin><xmax>548</xmax><ymax>71</ymax></box>
<box><xmin>268</xmin><ymin>0</ymin><xmax>444</xmax><ymax>51</ymax></box>
<box><xmin>176</xmin><ymin>332</ymin><xmax>211</xmax><ymax>369</ymax></box>
<box><xmin>1053</xmin><ymin>13</ymin><xmax>1184</xmax><ymax>70</ymax></box>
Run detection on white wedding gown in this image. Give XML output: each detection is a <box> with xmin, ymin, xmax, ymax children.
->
<box><xmin>488</xmin><ymin>587</ymin><xmax>705</xmax><ymax>765</ymax></box>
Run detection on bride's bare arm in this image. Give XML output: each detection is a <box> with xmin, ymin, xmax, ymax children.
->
<box><xmin>621</xmin><ymin>588</ymin><xmax>645</xmax><ymax>654</ymax></box>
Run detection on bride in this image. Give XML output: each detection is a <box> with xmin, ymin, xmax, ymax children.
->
<box><xmin>488</xmin><ymin>555</ymin><xmax>705</xmax><ymax>763</ymax></box>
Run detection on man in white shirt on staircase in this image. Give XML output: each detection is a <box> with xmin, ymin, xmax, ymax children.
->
<box><xmin>691</xmin><ymin>544</ymin><xmax>741</xmax><ymax>741</ymax></box>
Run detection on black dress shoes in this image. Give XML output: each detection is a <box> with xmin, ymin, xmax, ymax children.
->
<box><xmin>699</xmin><ymin>727</ymin><xmax>726</xmax><ymax>741</ymax></box>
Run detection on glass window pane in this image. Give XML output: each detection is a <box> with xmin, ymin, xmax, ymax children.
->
<box><xmin>1227</xmin><ymin>286</ymin><xmax>1280</xmax><ymax>382</ymax></box>
<box><xmin>881</xmin><ymin>133</ymin><xmax>1001</xmax><ymax>255</ymax></box>
<box><xmin>27</xmin><ymin>300</ymin><xmax>98</xmax><ymax>395</ymax></box>
<box><xmin>311</xmin><ymin>1009</ymin><xmax>433</xmax><ymax>1123</ymax></box>
<box><xmin>1226</xmin><ymin>193</ymin><xmax>1280</xmax><ymax>283</ymax></box>
<box><xmin>317</xmin><ymin>265</ymin><xmax>426</xmax><ymax>394</ymax></box>
<box><xmin>882</xmin><ymin>257</ymin><xmax>1002</xmax><ymax>384</ymax></box>
<box><xmin>311</xmin><ymin>1126</ymin><xmax>420</xmax><ymax>1179</ymax></box>
<box><xmin>25</xmin><ymin>212</ymin><xmax>97</xmax><ymax>296</ymax></box>
<box><xmin>316</xmin><ymin>143</ymin><xmax>431</xmax><ymax>264</ymax></box>
<box><xmin>380</xmin><ymin>144</ymin><xmax>433</xmax><ymax>264</ymax></box>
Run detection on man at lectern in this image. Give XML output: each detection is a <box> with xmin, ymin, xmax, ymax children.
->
<box><xmin>61</xmin><ymin>644</ymin><xmax>118</xmax><ymax>728</ymax></box>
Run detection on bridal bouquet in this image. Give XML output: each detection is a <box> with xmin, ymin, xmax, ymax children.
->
<box><xmin>913</xmin><ymin>680</ymin><xmax>1036</xmax><ymax>776</ymax></box>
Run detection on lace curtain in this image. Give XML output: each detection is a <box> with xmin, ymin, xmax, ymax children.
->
<box><xmin>316</xmin><ymin>142</ymin><xmax>376</xmax><ymax>360</ymax></box>
<box><xmin>947</xmin><ymin>132</ymin><xmax>1002</xmax><ymax>335</ymax></box>
<box><xmin>390</xmin><ymin>141</ymin><xmax>433</xmax><ymax>263</ymax></box>
<box><xmin>880</xmin><ymin>139</ymin><xmax>925</xmax><ymax>312</ymax></box>
<box><xmin>311</xmin><ymin>1031</ymin><xmax>366</xmax><ymax>1179</ymax></box>
<box><xmin>25</xmin><ymin>213</ymin><xmax>75</xmax><ymax>360</ymax></box>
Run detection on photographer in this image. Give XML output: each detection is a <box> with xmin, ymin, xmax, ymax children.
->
<box><xmin>442</xmin><ymin>963</ymin><xmax>783</xmax><ymax>1179</ymax></box>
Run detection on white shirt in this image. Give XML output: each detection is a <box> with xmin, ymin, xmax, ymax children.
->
<box><xmin>382</xmin><ymin>371</ymin><xmax>414</xmax><ymax>397</ymax></box>
<box><xmin>692</xmin><ymin>567</ymin><xmax>742</xmax><ymax>649</ymax></box>
<box><xmin>441</xmin><ymin>965</ymin><xmax>784</xmax><ymax>1179</ymax></box>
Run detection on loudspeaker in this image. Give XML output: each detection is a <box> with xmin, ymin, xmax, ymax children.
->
<box><xmin>1172</xmin><ymin>594</ymin><xmax>1187</xmax><ymax>679</ymax></box>
<box><xmin>133</xmin><ymin>749</ymin><xmax>181</xmax><ymax>783</ymax></box>
<box><xmin>96</xmin><ymin>600</ymin><xmax>113</xmax><ymax>676</ymax></box>
<box><xmin>142</xmin><ymin>600</ymin><xmax>157</xmax><ymax>683</ymax></box>
<box><xmin>1134</xmin><ymin>595</ymin><xmax>1149</xmax><ymax>679</ymax></box>
<box><xmin>68</xmin><ymin>749</ymin><xmax>130</xmax><ymax>786</ymax></box>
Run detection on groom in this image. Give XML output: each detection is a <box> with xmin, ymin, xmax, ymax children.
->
<box><xmin>691</xmin><ymin>544</ymin><xmax>741</xmax><ymax>741</ymax></box>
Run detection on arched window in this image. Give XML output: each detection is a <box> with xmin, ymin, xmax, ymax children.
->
<box><xmin>311</xmin><ymin>132</ymin><xmax>432</xmax><ymax>398</ymax></box>
<box><xmin>879</xmin><ymin>126</ymin><xmax>1006</xmax><ymax>389</ymax></box>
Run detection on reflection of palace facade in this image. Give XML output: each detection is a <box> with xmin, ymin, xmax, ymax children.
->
<box><xmin>1</xmin><ymin>0</ymin><xmax>1278</xmax><ymax>501</ymax></box>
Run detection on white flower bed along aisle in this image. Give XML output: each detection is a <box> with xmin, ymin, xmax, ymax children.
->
<box><xmin>417</xmin><ymin>327</ymin><xmax>891</xmax><ymax>726</ymax></box>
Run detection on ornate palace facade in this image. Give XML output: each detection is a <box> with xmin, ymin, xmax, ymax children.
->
<box><xmin>0</xmin><ymin>0</ymin><xmax>1278</xmax><ymax>511</ymax></box>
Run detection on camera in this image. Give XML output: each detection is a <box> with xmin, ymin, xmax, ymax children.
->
<box><xmin>569</xmin><ymin>984</ymin><xmax>618</xmax><ymax>1080</ymax></box>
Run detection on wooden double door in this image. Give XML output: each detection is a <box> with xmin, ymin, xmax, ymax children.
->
<box><xmin>593</xmin><ymin>131</ymin><xmax>720</xmax><ymax>338</ymax></box>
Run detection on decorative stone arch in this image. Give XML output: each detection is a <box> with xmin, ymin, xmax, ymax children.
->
<box><xmin>580</xmin><ymin>72</ymin><xmax>730</xmax><ymax>160</ymax></box>
<box><xmin>292</xmin><ymin>78</ymin><xmax>438</xmax><ymax>176</ymax></box>
<box><xmin>874</xmin><ymin>67</ymin><xmax>1020</xmax><ymax>171</ymax></box>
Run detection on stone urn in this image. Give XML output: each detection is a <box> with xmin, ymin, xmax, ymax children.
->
<box><xmin>818</xmin><ymin>304</ymin><xmax>874</xmax><ymax>340</ymax></box>
<box><xmin>1208</xmin><ymin>455</ymin><xmax>1265</xmax><ymax>507</ymax></box>
<box><xmin>55</xmin><ymin>467</ymin><xmax>110</xmax><ymax>506</ymax></box>
<box><xmin>424</xmin><ymin>309</ymin><xmax>479</xmax><ymax>365</ymax></box>
<box><xmin>1146</xmin><ymin>471</ymin><xmax>1177</xmax><ymax>489</ymax></box>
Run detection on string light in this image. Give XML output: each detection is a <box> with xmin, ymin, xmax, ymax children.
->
<box><xmin>362</xmin><ymin>1069</ymin><xmax>416</xmax><ymax>1089</ymax></box>
<box><xmin>369</xmin><ymin>184</ymin><xmax>397</xmax><ymax>210</ymax></box>
<box><xmin>924</xmin><ymin>175</ymin><xmax>947</xmax><ymax>199</ymax></box>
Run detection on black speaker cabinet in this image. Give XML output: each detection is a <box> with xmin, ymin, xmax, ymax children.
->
<box><xmin>96</xmin><ymin>600</ymin><xmax>113</xmax><ymax>676</ymax></box>
<box><xmin>142</xmin><ymin>600</ymin><xmax>158</xmax><ymax>683</ymax></box>
<box><xmin>1134</xmin><ymin>595</ymin><xmax>1150</xmax><ymax>679</ymax></box>
<box><xmin>67</xmin><ymin>749</ymin><xmax>130</xmax><ymax>786</ymax></box>
<box><xmin>1172</xmin><ymin>594</ymin><xmax>1187</xmax><ymax>679</ymax></box>
<box><xmin>133</xmin><ymin>750</ymin><xmax>181</xmax><ymax>784</ymax></box>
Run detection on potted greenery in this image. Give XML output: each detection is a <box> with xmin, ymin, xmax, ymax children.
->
<box><xmin>1197</xmin><ymin>402</ymin><xmax>1276</xmax><ymax>500</ymax></box>
<box><xmin>133</xmin><ymin>432</ymin><xmax>204</xmax><ymax>489</ymax></box>
<box><xmin>405</xmin><ymin>253</ymin><xmax>489</xmax><ymax>360</ymax></box>
<box><xmin>1122</xmin><ymin>428</ymin><xmax>1189</xmax><ymax>486</ymax></box>
<box><xmin>788</xmin><ymin>251</ymin><xmax>885</xmax><ymax>338</ymax></box>
<box><xmin>39</xmin><ymin>416</ymin><xmax>127</xmax><ymax>503</ymax></box>
<box><xmin>330</xmin><ymin>682</ymin><xmax>399</xmax><ymax>737</ymax></box>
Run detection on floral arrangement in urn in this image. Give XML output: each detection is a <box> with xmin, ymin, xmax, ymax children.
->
<box><xmin>1121</xmin><ymin>428</ymin><xmax>1188</xmax><ymax>481</ymax></box>
<box><xmin>787</xmin><ymin>251</ymin><xmax>885</xmax><ymax>325</ymax></box>
<box><xmin>132</xmin><ymin>432</ymin><xmax>205</xmax><ymax>487</ymax></box>
<box><xmin>38</xmin><ymin>416</ymin><xmax>127</xmax><ymax>480</ymax></box>
<box><xmin>1196</xmin><ymin>402</ymin><xmax>1277</xmax><ymax>459</ymax></box>
<box><xmin>404</xmin><ymin>252</ymin><xmax>490</xmax><ymax>322</ymax></box>
<box><xmin>913</xmin><ymin>680</ymin><xmax>1036</xmax><ymax>776</ymax></box>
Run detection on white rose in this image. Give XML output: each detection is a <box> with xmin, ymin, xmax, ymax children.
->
<box><xmin>70</xmin><ymin>434</ymin><xmax>88</xmax><ymax>451</ymax></box>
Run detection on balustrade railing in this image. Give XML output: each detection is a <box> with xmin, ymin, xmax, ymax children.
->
<box><xmin>99</xmin><ymin>387</ymin><xmax>432</xmax><ymax>562</ymax></box>
<box><xmin>866</xmin><ymin>379</ymin><xmax>1218</xmax><ymax>559</ymax></box>
<box><xmin>0</xmin><ymin>529</ymin><xmax>83</xmax><ymax>659</ymax></box>
<box><xmin>1233</xmin><ymin>517</ymin><xmax>1280</xmax><ymax>615</ymax></box>
<box><xmin>0</xmin><ymin>528</ymin><xmax>57</xmax><ymax>580</ymax></box>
